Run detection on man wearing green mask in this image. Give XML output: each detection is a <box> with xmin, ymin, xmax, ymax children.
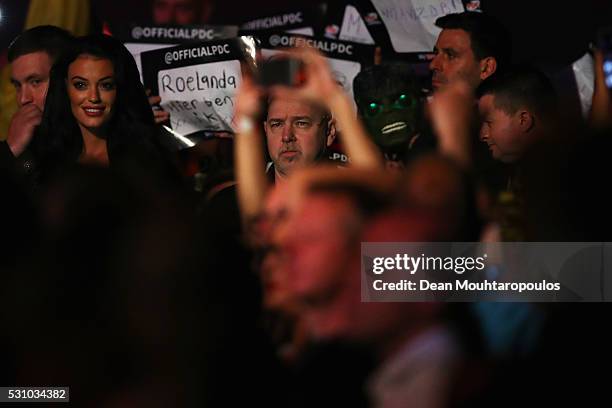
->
<box><xmin>353</xmin><ymin>63</ymin><xmax>434</xmax><ymax>166</ymax></box>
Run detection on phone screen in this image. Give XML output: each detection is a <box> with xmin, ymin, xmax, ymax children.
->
<box><xmin>599</xmin><ymin>27</ymin><xmax>612</xmax><ymax>89</ymax></box>
<box><xmin>258</xmin><ymin>58</ymin><xmax>305</xmax><ymax>87</ymax></box>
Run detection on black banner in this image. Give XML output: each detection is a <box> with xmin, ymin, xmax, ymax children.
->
<box><xmin>255</xmin><ymin>31</ymin><xmax>376</xmax><ymax>65</ymax></box>
<box><xmin>238</xmin><ymin>7</ymin><xmax>324</xmax><ymax>36</ymax></box>
<box><xmin>116</xmin><ymin>23</ymin><xmax>239</xmax><ymax>44</ymax></box>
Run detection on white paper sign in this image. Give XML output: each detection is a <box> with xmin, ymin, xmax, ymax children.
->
<box><xmin>157</xmin><ymin>60</ymin><xmax>242</xmax><ymax>134</ymax></box>
<box><xmin>371</xmin><ymin>0</ymin><xmax>464</xmax><ymax>53</ymax></box>
<box><xmin>327</xmin><ymin>58</ymin><xmax>362</xmax><ymax>98</ymax></box>
<box><xmin>162</xmin><ymin>99</ymin><xmax>233</xmax><ymax>135</ymax></box>
<box><xmin>572</xmin><ymin>52</ymin><xmax>595</xmax><ymax>118</ymax></box>
<box><xmin>339</xmin><ymin>5</ymin><xmax>376</xmax><ymax>45</ymax></box>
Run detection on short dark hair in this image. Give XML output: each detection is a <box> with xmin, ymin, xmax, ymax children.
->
<box><xmin>8</xmin><ymin>25</ymin><xmax>74</xmax><ymax>63</ymax></box>
<box><xmin>476</xmin><ymin>66</ymin><xmax>558</xmax><ymax>120</ymax></box>
<box><xmin>435</xmin><ymin>12</ymin><xmax>512</xmax><ymax>72</ymax></box>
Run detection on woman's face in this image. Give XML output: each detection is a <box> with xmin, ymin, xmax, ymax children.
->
<box><xmin>67</xmin><ymin>55</ymin><xmax>117</xmax><ymax>132</ymax></box>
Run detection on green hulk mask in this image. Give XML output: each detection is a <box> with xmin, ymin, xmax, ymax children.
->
<box><xmin>353</xmin><ymin>63</ymin><xmax>424</xmax><ymax>160</ymax></box>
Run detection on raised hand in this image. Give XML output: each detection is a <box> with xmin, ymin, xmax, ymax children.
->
<box><xmin>7</xmin><ymin>104</ymin><xmax>42</xmax><ymax>156</ymax></box>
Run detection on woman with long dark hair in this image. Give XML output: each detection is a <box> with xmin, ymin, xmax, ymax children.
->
<box><xmin>30</xmin><ymin>34</ymin><xmax>175</xmax><ymax>183</ymax></box>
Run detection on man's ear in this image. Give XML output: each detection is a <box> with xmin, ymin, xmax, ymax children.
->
<box><xmin>518</xmin><ymin>110</ymin><xmax>535</xmax><ymax>132</ymax></box>
<box><xmin>325</xmin><ymin>117</ymin><xmax>337</xmax><ymax>147</ymax></box>
<box><xmin>479</xmin><ymin>57</ymin><xmax>497</xmax><ymax>81</ymax></box>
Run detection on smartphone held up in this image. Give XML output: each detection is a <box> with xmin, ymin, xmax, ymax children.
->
<box><xmin>256</xmin><ymin>57</ymin><xmax>306</xmax><ymax>88</ymax></box>
<box><xmin>598</xmin><ymin>26</ymin><xmax>612</xmax><ymax>89</ymax></box>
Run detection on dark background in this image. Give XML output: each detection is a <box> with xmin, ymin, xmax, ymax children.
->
<box><xmin>2</xmin><ymin>1</ymin><xmax>612</xmax><ymax>67</ymax></box>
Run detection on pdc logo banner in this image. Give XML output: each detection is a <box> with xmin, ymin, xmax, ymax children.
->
<box><xmin>162</xmin><ymin>44</ymin><xmax>233</xmax><ymax>65</ymax></box>
<box><xmin>267</xmin><ymin>34</ymin><xmax>356</xmax><ymax>56</ymax></box>
<box><xmin>121</xmin><ymin>23</ymin><xmax>239</xmax><ymax>44</ymax></box>
<box><xmin>241</xmin><ymin>12</ymin><xmax>305</xmax><ymax>31</ymax></box>
<box><xmin>239</xmin><ymin>8</ymin><xmax>321</xmax><ymax>34</ymax></box>
<box><xmin>120</xmin><ymin>23</ymin><xmax>239</xmax><ymax>81</ymax></box>
<box><xmin>131</xmin><ymin>26</ymin><xmax>216</xmax><ymax>41</ymax></box>
<box><xmin>257</xmin><ymin>31</ymin><xmax>375</xmax><ymax>64</ymax></box>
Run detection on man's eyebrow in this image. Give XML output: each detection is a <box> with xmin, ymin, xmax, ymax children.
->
<box><xmin>11</xmin><ymin>74</ymin><xmax>46</xmax><ymax>83</ymax></box>
<box><xmin>25</xmin><ymin>74</ymin><xmax>46</xmax><ymax>82</ymax></box>
<box><xmin>290</xmin><ymin>115</ymin><xmax>313</xmax><ymax>121</ymax></box>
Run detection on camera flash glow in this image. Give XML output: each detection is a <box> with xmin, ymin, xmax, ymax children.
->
<box><xmin>604</xmin><ymin>61</ymin><xmax>612</xmax><ymax>74</ymax></box>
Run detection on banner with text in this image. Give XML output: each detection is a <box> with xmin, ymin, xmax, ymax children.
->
<box><xmin>323</xmin><ymin>2</ymin><xmax>376</xmax><ymax>45</ymax></box>
<box><xmin>117</xmin><ymin>23</ymin><xmax>238</xmax><ymax>79</ymax></box>
<box><xmin>239</xmin><ymin>8</ymin><xmax>321</xmax><ymax>36</ymax></box>
<box><xmin>349</xmin><ymin>0</ymin><xmax>481</xmax><ymax>62</ymax></box>
<box><xmin>141</xmin><ymin>37</ymin><xmax>256</xmax><ymax>137</ymax></box>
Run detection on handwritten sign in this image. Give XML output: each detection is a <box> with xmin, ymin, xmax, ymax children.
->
<box><xmin>162</xmin><ymin>98</ymin><xmax>234</xmax><ymax>135</ymax></box>
<box><xmin>141</xmin><ymin>37</ymin><xmax>255</xmax><ymax>137</ymax></box>
<box><xmin>339</xmin><ymin>5</ymin><xmax>376</xmax><ymax>45</ymax></box>
<box><xmin>371</xmin><ymin>0</ymin><xmax>464</xmax><ymax>53</ymax></box>
<box><xmin>572</xmin><ymin>52</ymin><xmax>594</xmax><ymax>118</ymax></box>
<box><xmin>157</xmin><ymin>60</ymin><xmax>240</xmax><ymax>134</ymax></box>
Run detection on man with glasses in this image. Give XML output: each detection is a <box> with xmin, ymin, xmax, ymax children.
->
<box><xmin>264</xmin><ymin>96</ymin><xmax>336</xmax><ymax>183</ymax></box>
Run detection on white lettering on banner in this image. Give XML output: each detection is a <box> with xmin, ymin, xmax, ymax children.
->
<box><xmin>132</xmin><ymin>26</ymin><xmax>217</xmax><ymax>41</ymax></box>
<box><xmin>158</xmin><ymin>60</ymin><xmax>241</xmax><ymax>134</ymax></box>
<box><xmin>242</xmin><ymin>12</ymin><xmax>304</xmax><ymax>30</ymax></box>
<box><xmin>371</xmin><ymin>0</ymin><xmax>464</xmax><ymax>53</ymax></box>
<box><xmin>268</xmin><ymin>35</ymin><xmax>354</xmax><ymax>56</ymax></box>
<box><xmin>164</xmin><ymin>44</ymin><xmax>232</xmax><ymax>64</ymax></box>
<box><xmin>339</xmin><ymin>5</ymin><xmax>376</xmax><ymax>45</ymax></box>
<box><xmin>125</xmin><ymin>42</ymin><xmax>177</xmax><ymax>81</ymax></box>
<box><xmin>330</xmin><ymin>152</ymin><xmax>349</xmax><ymax>163</ymax></box>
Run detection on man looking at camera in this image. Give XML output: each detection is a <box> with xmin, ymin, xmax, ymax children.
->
<box><xmin>264</xmin><ymin>96</ymin><xmax>337</xmax><ymax>183</ymax></box>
